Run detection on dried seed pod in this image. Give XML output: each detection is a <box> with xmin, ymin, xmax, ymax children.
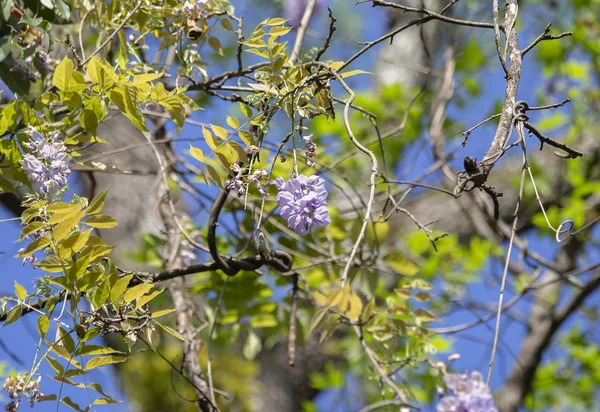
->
<box><xmin>186</xmin><ymin>18</ymin><xmax>203</xmax><ymax>40</ymax></box>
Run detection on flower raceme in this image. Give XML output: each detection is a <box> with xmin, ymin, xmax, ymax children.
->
<box><xmin>274</xmin><ymin>174</ymin><xmax>330</xmax><ymax>236</ymax></box>
<box><xmin>437</xmin><ymin>371</ymin><xmax>498</xmax><ymax>412</ymax></box>
<box><xmin>20</xmin><ymin>132</ymin><xmax>71</xmax><ymax>196</ymax></box>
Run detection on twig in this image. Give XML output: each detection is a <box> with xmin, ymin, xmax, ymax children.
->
<box><xmin>80</xmin><ymin>1</ymin><xmax>143</xmax><ymax>68</ymax></box>
<box><xmin>363</xmin><ymin>0</ymin><xmax>497</xmax><ymax>29</ymax></box>
<box><xmin>521</xmin><ymin>23</ymin><xmax>572</xmax><ymax>56</ymax></box>
<box><xmin>493</xmin><ymin>0</ymin><xmax>509</xmax><ymax>75</ymax></box>
<box><xmin>315</xmin><ymin>7</ymin><xmax>337</xmax><ymax>61</ymax></box>
<box><xmin>288</xmin><ymin>273</ymin><xmax>299</xmax><ymax>366</ymax></box>
<box><xmin>523</xmin><ymin>121</ymin><xmax>583</xmax><ymax>159</ymax></box>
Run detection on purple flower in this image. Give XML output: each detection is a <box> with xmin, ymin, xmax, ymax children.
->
<box><xmin>20</xmin><ymin>137</ymin><xmax>71</xmax><ymax>196</ymax></box>
<box><xmin>437</xmin><ymin>371</ymin><xmax>498</xmax><ymax>412</ymax></box>
<box><xmin>275</xmin><ymin>174</ymin><xmax>330</xmax><ymax>236</ymax></box>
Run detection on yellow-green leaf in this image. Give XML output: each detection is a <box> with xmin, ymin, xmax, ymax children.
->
<box><xmin>110</xmin><ymin>275</ymin><xmax>133</xmax><ymax>301</ymax></box>
<box><xmin>226</xmin><ymin>116</ymin><xmax>239</xmax><ymax>129</ymax></box>
<box><xmin>208</xmin><ymin>36</ymin><xmax>223</xmax><ymax>56</ymax></box>
<box><xmin>3</xmin><ymin>305</ymin><xmax>22</xmax><ymax>326</ymax></box>
<box><xmin>211</xmin><ymin>124</ymin><xmax>229</xmax><ymax>140</ymax></box>
<box><xmin>189</xmin><ymin>145</ymin><xmax>205</xmax><ymax>162</ymax></box>
<box><xmin>85</xmin><ymin>355</ymin><xmax>128</xmax><ymax>370</ymax></box>
<box><xmin>75</xmin><ymin>345</ymin><xmax>124</xmax><ymax>356</ymax></box>
<box><xmin>53</xmin><ymin>210</ymin><xmax>86</xmax><ymax>241</ymax></box>
<box><xmin>87</xmin><ymin>191</ymin><xmax>107</xmax><ymax>215</ymax></box>
<box><xmin>204</xmin><ymin>164</ymin><xmax>222</xmax><ymax>187</ymax></box>
<box><xmin>238</xmin><ymin>130</ymin><xmax>255</xmax><ymax>146</ymax></box>
<box><xmin>17</xmin><ymin>236</ymin><xmax>51</xmax><ymax>257</ymax></box>
<box><xmin>19</xmin><ymin>221</ymin><xmax>45</xmax><ymax>241</ymax></box>
<box><xmin>250</xmin><ymin>314</ymin><xmax>277</xmax><ymax>328</ymax></box>
<box><xmin>340</xmin><ymin>69</ymin><xmax>371</xmax><ymax>79</ymax></box>
<box><xmin>155</xmin><ymin>321</ymin><xmax>187</xmax><ymax>342</ymax></box>
<box><xmin>132</xmin><ymin>72</ymin><xmax>163</xmax><ymax>84</ymax></box>
<box><xmin>309</xmin><ymin>307</ymin><xmax>328</xmax><ymax>334</ymax></box>
<box><xmin>85</xmin><ymin>215</ymin><xmax>118</xmax><ymax>229</ymax></box>
<box><xmin>37</xmin><ymin>315</ymin><xmax>49</xmax><ymax>337</ymax></box>
<box><xmin>414</xmin><ymin>309</ymin><xmax>437</xmax><ymax>322</ymax></box>
<box><xmin>123</xmin><ymin>283</ymin><xmax>154</xmax><ymax>303</ymax></box>
<box><xmin>202</xmin><ymin>127</ymin><xmax>218</xmax><ymax>150</ymax></box>
<box><xmin>239</xmin><ymin>103</ymin><xmax>252</xmax><ymax>117</ymax></box>
<box><xmin>53</xmin><ymin>57</ymin><xmax>74</xmax><ymax>91</ymax></box>
<box><xmin>14</xmin><ymin>281</ymin><xmax>26</xmax><ymax>300</ymax></box>
<box><xmin>151</xmin><ymin>308</ymin><xmax>176</xmax><ymax>319</ymax></box>
<box><xmin>136</xmin><ymin>288</ymin><xmax>163</xmax><ymax>309</ymax></box>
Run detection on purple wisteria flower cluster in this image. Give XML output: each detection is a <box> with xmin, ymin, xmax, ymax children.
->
<box><xmin>437</xmin><ymin>371</ymin><xmax>498</xmax><ymax>412</ymax></box>
<box><xmin>3</xmin><ymin>374</ymin><xmax>44</xmax><ymax>411</ymax></box>
<box><xmin>20</xmin><ymin>129</ymin><xmax>71</xmax><ymax>196</ymax></box>
<box><xmin>274</xmin><ymin>174</ymin><xmax>330</xmax><ymax>236</ymax></box>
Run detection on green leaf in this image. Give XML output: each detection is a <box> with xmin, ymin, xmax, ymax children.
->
<box><xmin>155</xmin><ymin>321</ymin><xmax>187</xmax><ymax>342</ymax></box>
<box><xmin>340</xmin><ymin>70</ymin><xmax>371</xmax><ymax>79</ymax></box>
<box><xmin>45</xmin><ymin>355</ymin><xmax>65</xmax><ymax>376</ymax></box>
<box><xmin>239</xmin><ymin>103</ymin><xmax>252</xmax><ymax>117</ymax></box>
<box><xmin>53</xmin><ymin>57</ymin><xmax>74</xmax><ymax>91</ymax></box>
<box><xmin>92</xmin><ymin>280</ymin><xmax>110</xmax><ymax>309</ymax></box>
<box><xmin>226</xmin><ymin>116</ymin><xmax>239</xmax><ymax>129</ymax></box>
<box><xmin>243</xmin><ymin>331</ymin><xmax>262</xmax><ymax>360</ymax></box>
<box><xmin>264</xmin><ymin>17</ymin><xmax>287</xmax><ymax>26</ymax></box>
<box><xmin>189</xmin><ymin>145</ymin><xmax>205</xmax><ymax>162</ymax></box>
<box><xmin>238</xmin><ymin>130</ymin><xmax>255</xmax><ymax>146</ymax></box>
<box><xmin>151</xmin><ymin>308</ymin><xmax>176</xmax><ymax>319</ymax></box>
<box><xmin>53</xmin><ymin>210</ymin><xmax>86</xmax><ymax>241</ymax></box>
<box><xmin>61</xmin><ymin>396</ymin><xmax>85</xmax><ymax>412</ymax></box>
<box><xmin>250</xmin><ymin>314</ymin><xmax>277</xmax><ymax>328</ymax></box>
<box><xmin>38</xmin><ymin>315</ymin><xmax>50</xmax><ymax>337</ymax></box>
<box><xmin>132</xmin><ymin>72</ymin><xmax>163</xmax><ymax>84</ymax></box>
<box><xmin>76</xmin><ymin>345</ymin><xmax>124</xmax><ymax>356</ymax></box>
<box><xmin>414</xmin><ymin>309</ymin><xmax>437</xmax><ymax>322</ymax></box>
<box><xmin>85</xmin><ymin>355</ymin><xmax>128</xmax><ymax>370</ymax></box>
<box><xmin>80</xmin><ymin>109</ymin><xmax>99</xmax><ymax>135</ymax></box>
<box><xmin>14</xmin><ymin>281</ymin><xmax>26</xmax><ymax>300</ymax></box>
<box><xmin>19</xmin><ymin>221</ymin><xmax>46</xmax><ymax>241</ymax></box>
<box><xmin>110</xmin><ymin>275</ymin><xmax>133</xmax><ymax>301</ymax></box>
<box><xmin>85</xmin><ymin>214</ymin><xmax>118</xmax><ymax>229</ymax></box>
<box><xmin>48</xmin><ymin>201</ymin><xmax>85</xmax><ymax>224</ymax></box>
<box><xmin>109</xmin><ymin>87</ymin><xmax>148</xmax><ymax>131</ymax></box>
<box><xmin>202</xmin><ymin>127</ymin><xmax>218</xmax><ymax>150</ymax></box>
<box><xmin>35</xmin><ymin>256</ymin><xmax>70</xmax><ymax>273</ymax></box>
<box><xmin>124</xmin><ymin>283</ymin><xmax>154</xmax><ymax>303</ymax></box>
<box><xmin>309</xmin><ymin>307</ymin><xmax>328</xmax><ymax>334</ymax></box>
<box><xmin>93</xmin><ymin>398</ymin><xmax>118</xmax><ymax>405</ymax></box>
<box><xmin>3</xmin><ymin>305</ymin><xmax>22</xmax><ymax>326</ymax></box>
<box><xmin>136</xmin><ymin>289</ymin><xmax>163</xmax><ymax>309</ymax></box>
<box><xmin>211</xmin><ymin>124</ymin><xmax>229</xmax><ymax>140</ymax></box>
<box><xmin>208</xmin><ymin>36</ymin><xmax>223</xmax><ymax>56</ymax></box>
<box><xmin>17</xmin><ymin>236</ymin><xmax>51</xmax><ymax>257</ymax></box>
<box><xmin>46</xmin><ymin>340</ymin><xmax>82</xmax><ymax>369</ymax></box>
<box><xmin>204</xmin><ymin>164</ymin><xmax>222</xmax><ymax>187</ymax></box>
<box><xmin>87</xmin><ymin>191</ymin><xmax>107</xmax><ymax>215</ymax></box>
<box><xmin>269</xmin><ymin>26</ymin><xmax>292</xmax><ymax>38</ymax></box>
